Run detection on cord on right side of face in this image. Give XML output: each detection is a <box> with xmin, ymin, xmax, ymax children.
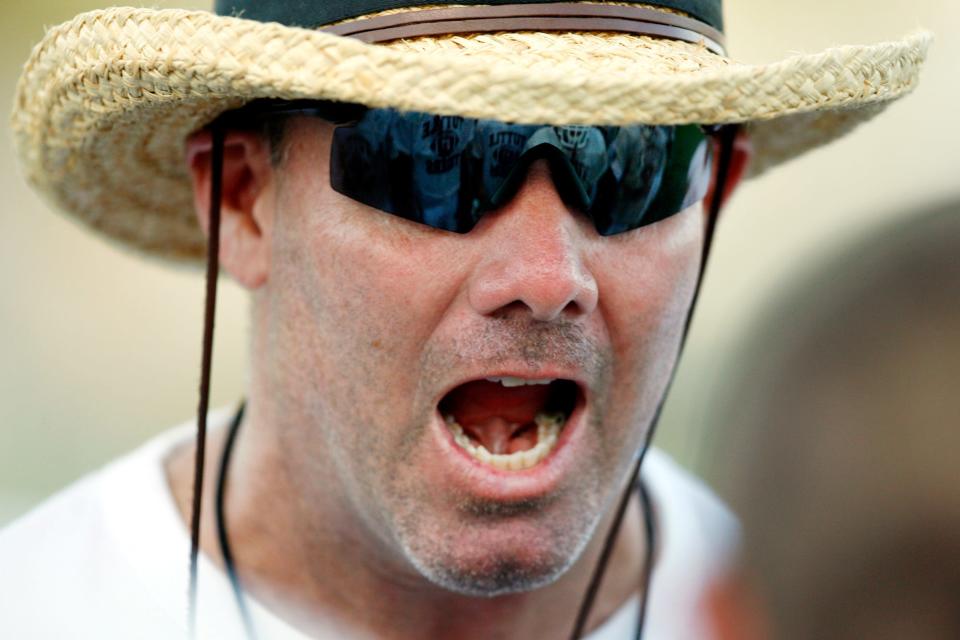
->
<box><xmin>568</xmin><ymin>124</ymin><xmax>739</xmax><ymax>640</ymax></box>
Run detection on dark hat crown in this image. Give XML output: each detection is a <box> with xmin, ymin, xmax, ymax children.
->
<box><xmin>215</xmin><ymin>0</ymin><xmax>724</xmax><ymax>33</ymax></box>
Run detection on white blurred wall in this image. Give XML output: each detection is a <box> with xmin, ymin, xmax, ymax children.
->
<box><xmin>1</xmin><ymin>0</ymin><xmax>957</xmax><ymax>525</ymax></box>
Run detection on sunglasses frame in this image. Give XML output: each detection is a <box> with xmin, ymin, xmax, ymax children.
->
<box><xmin>212</xmin><ymin>99</ymin><xmax>737</xmax><ymax>235</ymax></box>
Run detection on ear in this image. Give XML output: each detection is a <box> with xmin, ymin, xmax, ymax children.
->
<box><xmin>185</xmin><ymin>129</ymin><xmax>275</xmax><ymax>289</ymax></box>
<box><xmin>704</xmin><ymin>127</ymin><xmax>753</xmax><ymax>214</ymax></box>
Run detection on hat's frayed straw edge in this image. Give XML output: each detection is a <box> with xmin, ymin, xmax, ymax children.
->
<box><xmin>9</xmin><ymin>8</ymin><xmax>932</xmax><ymax>263</ymax></box>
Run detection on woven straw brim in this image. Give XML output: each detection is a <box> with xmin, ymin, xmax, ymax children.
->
<box><xmin>12</xmin><ymin>8</ymin><xmax>931</xmax><ymax>263</ymax></box>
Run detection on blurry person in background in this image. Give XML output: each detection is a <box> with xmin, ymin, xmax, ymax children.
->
<box><xmin>706</xmin><ymin>202</ymin><xmax>960</xmax><ymax>640</ymax></box>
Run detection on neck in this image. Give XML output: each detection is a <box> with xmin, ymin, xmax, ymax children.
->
<box><xmin>166</xmin><ymin>401</ymin><xmax>647</xmax><ymax>640</ymax></box>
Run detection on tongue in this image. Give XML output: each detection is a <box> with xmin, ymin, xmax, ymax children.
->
<box><xmin>443</xmin><ymin>380</ymin><xmax>550</xmax><ymax>453</ymax></box>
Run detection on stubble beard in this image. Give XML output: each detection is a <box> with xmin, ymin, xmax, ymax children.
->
<box><xmin>392</xmin><ymin>465</ymin><xmax>609</xmax><ymax>597</ymax></box>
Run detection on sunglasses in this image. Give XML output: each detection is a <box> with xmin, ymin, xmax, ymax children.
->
<box><xmin>220</xmin><ymin>100</ymin><xmax>724</xmax><ymax>236</ymax></box>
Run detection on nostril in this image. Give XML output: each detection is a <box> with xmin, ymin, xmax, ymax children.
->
<box><xmin>561</xmin><ymin>297</ymin><xmax>588</xmax><ymax>319</ymax></box>
<box><xmin>492</xmin><ymin>296</ymin><xmax>589</xmax><ymax>322</ymax></box>
<box><xmin>491</xmin><ymin>301</ymin><xmax>530</xmax><ymax>320</ymax></box>
<box><xmin>470</xmin><ymin>260</ymin><xmax>599</xmax><ymax>320</ymax></box>
<box><xmin>537</xmin><ymin>296</ymin><xmax>592</xmax><ymax>322</ymax></box>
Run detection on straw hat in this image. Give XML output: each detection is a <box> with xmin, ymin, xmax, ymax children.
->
<box><xmin>12</xmin><ymin>1</ymin><xmax>931</xmax><ymax>263</ymax></box>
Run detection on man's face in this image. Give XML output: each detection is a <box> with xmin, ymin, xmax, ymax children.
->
<box><xmin>257</xmin><ymin>116</ymin><xmax>704</xmax><ymax>596</ymax></box>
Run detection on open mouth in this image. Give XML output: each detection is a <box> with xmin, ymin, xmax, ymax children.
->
<box><xmin>438</xmin><ymin>377</ymin><xmax>581</xmax><ymax>472</ymax></box>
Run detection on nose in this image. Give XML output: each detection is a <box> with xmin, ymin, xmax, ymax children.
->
<box><xmin>467</xmin><ymin>162</ymin><xmax>599</xmax><ymax>322</ymax></box>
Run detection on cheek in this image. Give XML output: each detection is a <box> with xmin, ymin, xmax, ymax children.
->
<box><xmin>603</xmin><ymin>206</ymin><xmax>703</xmax><ymax>343</ymax></box>
<box><xmin>594</xmin><ymin>206</ymin><xmax>704</xmax><ymax>418</ymax></box>
<box><xmin>269</xmin><ymin>178</ymin><xmax>467</xmax><ymax>450</ymax></box>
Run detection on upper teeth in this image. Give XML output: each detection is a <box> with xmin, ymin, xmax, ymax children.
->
<box><xmin>485</xmin><ymin>376</ymin><xmax>555</xmax><ymax>387</ymax></box>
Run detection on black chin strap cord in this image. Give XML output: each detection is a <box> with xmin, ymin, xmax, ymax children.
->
<box><xmin>217</xmin><ymin>402</ymin><xmax>256</xmax><ymax>638</ymax></box>
<box><xmin>568</xmin><ymin>125</ymin><xmax>739</xmax><ymax>640</ymax></box>
<box><xmin>188</xmin><ymin>124</ymin><xmax>226</xmax><ymax>637</ymax></box>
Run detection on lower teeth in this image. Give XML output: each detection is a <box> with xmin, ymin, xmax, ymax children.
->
<box><xmin>444</xmin><ymin>412</ymin><xmax>565</xmax><ymax>471</ymax></box>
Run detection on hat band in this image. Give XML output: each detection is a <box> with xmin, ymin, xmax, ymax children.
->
<box><xmin>323</xmin><ymin>3</ymin><xmax>726</xmax><ymax>55</ymax></box>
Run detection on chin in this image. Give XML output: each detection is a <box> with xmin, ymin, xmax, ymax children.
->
<box><xmin>396</xmin><ymin>511</ymin><xmax>600</xmax><ymax>597</ymax></box>
<box><xmin>407</xmin><ymin>546</ymin><xmax>573</xmax><ymax>598</ymax></box>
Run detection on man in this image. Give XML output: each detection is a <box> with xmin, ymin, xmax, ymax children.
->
<box><xmin>1</xmin><ymin>1</ymin><xmax>929</xmax><ymax>638</ymax></box>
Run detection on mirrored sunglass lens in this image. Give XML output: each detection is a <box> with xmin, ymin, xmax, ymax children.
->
<box><xmin>591</xmin><ymin>124</ymin><xmax>711</xmax><ymax>236</ymax></box>
<box><xmin>331</xmin><ymin>109</ymin><xmax>481</xmax><ymax>232</ymax></box>
<box><xmin>329</xmin><ymin>107</ymin><xmax>711</xmax><ymax>235</ymax></box>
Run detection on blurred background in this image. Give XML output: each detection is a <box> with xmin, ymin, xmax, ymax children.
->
<box><xmin>705</xmin><ymin>199</ymin><xmax>959</xmax><ymax>640</ymax></box>
<box><xmin>1</xmin><ymin>0</ymin><xmax>957</xmax><ymax>526</ymax></box>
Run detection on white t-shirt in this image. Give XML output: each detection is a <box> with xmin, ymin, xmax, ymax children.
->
<box><xmin>0</xmin><ymin>412</ymin><xmax>736</xmax><ymax>639</ymax></box>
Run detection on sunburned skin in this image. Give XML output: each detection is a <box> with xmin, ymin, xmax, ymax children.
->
<box><xmin>169</xmin><ymin>115</ymin><xmax>750</xmax><ymax>640</ymax></box>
